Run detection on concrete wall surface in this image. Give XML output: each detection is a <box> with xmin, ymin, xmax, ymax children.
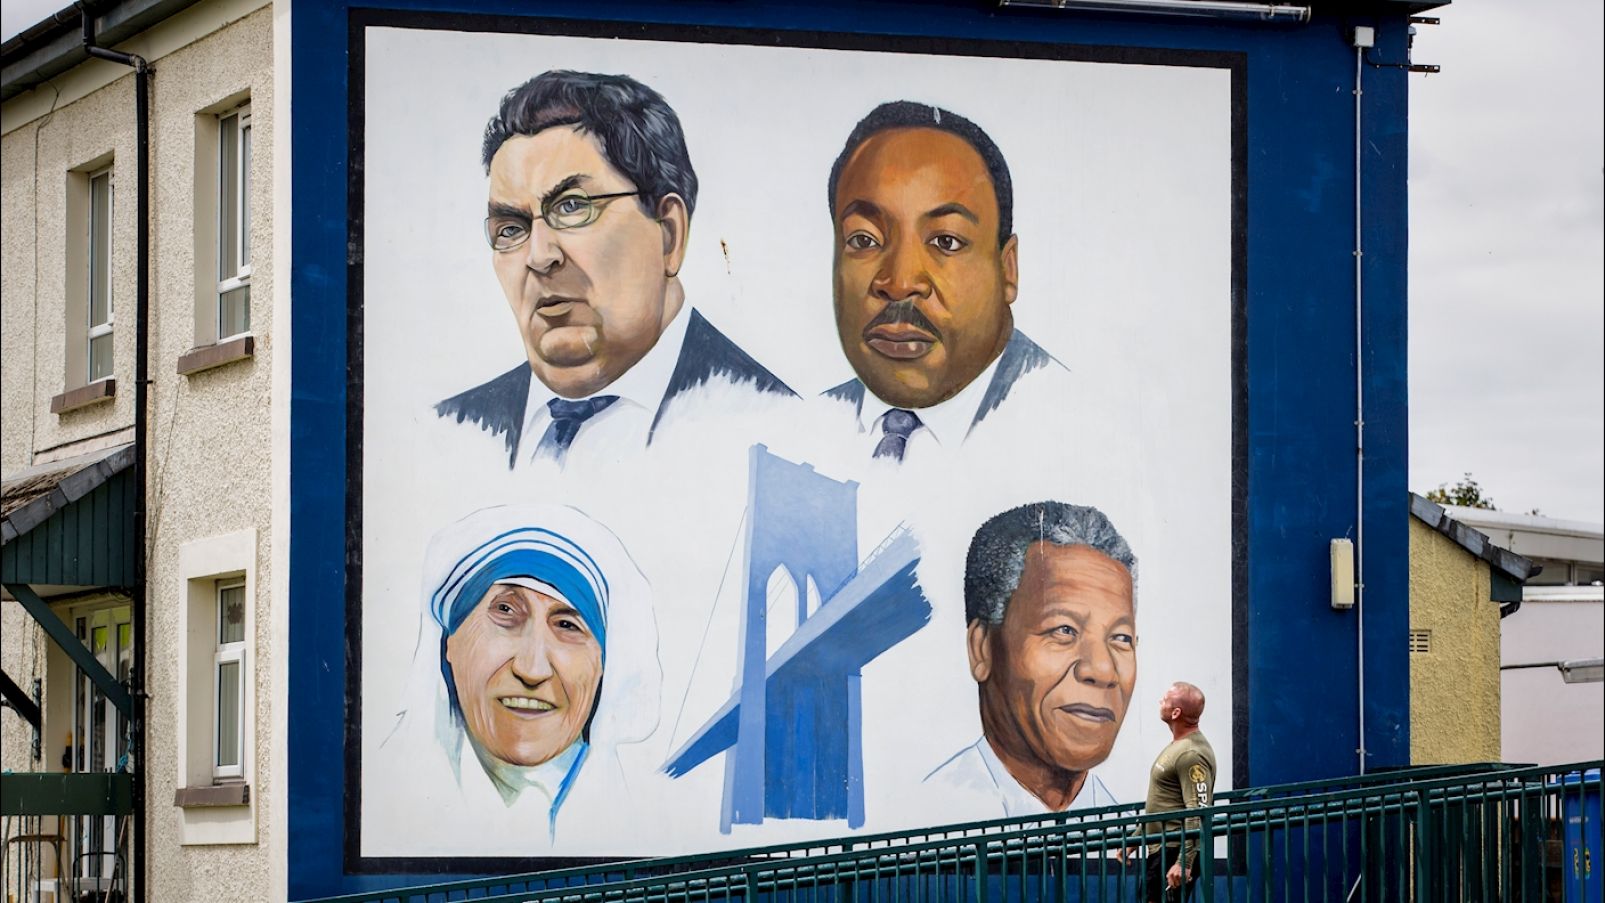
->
<box><xmin>1501</xmin><ymin>596</ymin><xmax>1605</xmax><ymax>765</ymax></box>
<box><xmin>1408</xmin><ymin>518</ymin><xmax>1502</xmax><ymax>764</ymax></box>
<box><xmin>1</xmin><ymin>2</ymin><xmax>275</xmax><ymax>900</ymax></box>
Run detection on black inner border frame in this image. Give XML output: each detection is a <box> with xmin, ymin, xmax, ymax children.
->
<box><xmin>344</xmin><ymin>6</ymin><xmax>1249</xmax><ymax>876</ymax></box>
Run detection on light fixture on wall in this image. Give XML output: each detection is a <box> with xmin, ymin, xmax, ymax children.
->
<box><xmin>1559</xmin><ymin>658</ymin><xmax>1604</xmax><ymax>684</ymax></box>
<box><xmin>1331</xmin><ymin>538</ymin><xmax>1356</xmax><ymax>610</ymax></box>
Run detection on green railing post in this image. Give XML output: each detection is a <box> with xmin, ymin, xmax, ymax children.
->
<box><xmin>1198</xmin><ymin>809</ymin><xmax>1214</xmax><ymax>903</ymax></box>
<box><xmin>1413</xmin><ymin>789</ymin><xmax>1432</xmax><ymax>903</ymax></box>
<box><xmin>1519</xmin><ymin>783</ymin><xmax>1541</xmax><ymax>902</ymax></box>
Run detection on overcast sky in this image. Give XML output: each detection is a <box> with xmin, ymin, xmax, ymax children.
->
<box><xmin>1408</xmin><ymin>1</ymin><xmax>1603</xmax><ymax>522</ymax></box>
<box><xmin>5</xmin><ymin>2</ymin><xmax>1602</xmax><ymax>521</ymax></box>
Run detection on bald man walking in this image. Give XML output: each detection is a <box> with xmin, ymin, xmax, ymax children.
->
<box><xmin>1138</xmin><ymin>682</ymin><xmax>1216</xmax><ymax>902</ymax></box>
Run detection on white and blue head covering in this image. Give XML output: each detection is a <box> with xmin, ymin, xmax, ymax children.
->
<box><xmin>394</xmin><ymin>504</ymin><xmax>661</xmax><ymax>837</ymax></box>
<box><xmin>430</xmin><ymin>520</ymin><xmax>611</xmax><ymax>727</ymax></box>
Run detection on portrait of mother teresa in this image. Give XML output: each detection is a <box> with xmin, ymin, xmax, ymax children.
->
<box><xmin>381</xmin><ymin>504</ymin><xmax>660</xmax><ymax>850</ymax></box>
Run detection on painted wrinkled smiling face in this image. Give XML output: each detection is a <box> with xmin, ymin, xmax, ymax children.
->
<box><xmin>445</xmin><ymin>582</ymin><xmax>602</xmax><ymax>767</ymax></box>
<box><xmin>832</xmin><ymin>127</ymin><xmax>1018</xmax><ymax>409</ymax></box>
<box><xmin>487</xmin><ymin>126</ymin><xmax>687</xmax><ymax>399</ymax></box>
<box><xmin>971</xmin><ymin>543</ymin><xmax>1137</xmax><ymax>775</ymax></box>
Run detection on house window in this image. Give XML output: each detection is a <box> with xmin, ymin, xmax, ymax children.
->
<box><xmin>176</xmin><ymin>529</ymin><xmax>257</xmax><ymax>843</ymax></box>
<box><xmin>87</xmin><ymin>168</ymin><xmax>114</xmax><ymax>381</ymax></box>
<box><xmin>213</xmin><ymin>579</ymin><xmax>246</xmax><ymax>779</ymax></box>
<box><xmin>217</xmin><ymin>107</ymin><xmax>252</xmax><ymax>339</ymax></box>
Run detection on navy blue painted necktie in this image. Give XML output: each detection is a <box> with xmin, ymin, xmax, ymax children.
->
<box><xmin>873</xmin><ymin>409</ymin><xmax>923</xmax><ymax>462</ymax></box>
<box><xmin>536</xmin><ymin>396</ymin><xmax>619</xmax><ymax>462</ymax></box>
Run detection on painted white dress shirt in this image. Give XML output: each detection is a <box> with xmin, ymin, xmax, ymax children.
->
<box><xmin>924</xmin><ymin>736</ymin><xmax>1118</xmax><ymax>818</ymax></box>
<box><xmin>855</xmin><ymin>351</ymin><xmax>1005</xmax><ymax>463</ymax></box>
<box><xmin>515</xmin><ymin>304</ymin><xmax>693</xmax><ymax>467</ymax></box>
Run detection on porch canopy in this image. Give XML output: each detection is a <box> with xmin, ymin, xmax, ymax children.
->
<box><xmin>1</xmin><ymin>443</ymin><xmax>136</xmax><ymax>816</ymax></box>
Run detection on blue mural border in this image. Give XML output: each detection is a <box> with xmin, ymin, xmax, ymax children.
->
<box><xmin>293</xmin><ymin>1</ymin><xmax>1411</xmax><ymax>896</ymax></box>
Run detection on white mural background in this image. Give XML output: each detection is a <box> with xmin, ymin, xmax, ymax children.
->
<box><xmin>358</xmin><ymin>24</ymin><xmax>1233</xmax><ymax>859</ymax></box>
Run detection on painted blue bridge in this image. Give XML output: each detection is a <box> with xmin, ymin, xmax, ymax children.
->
<box><xmin>664</xmin><ymin>445</ymin><xmax>932</xmax><ymax>832</ymax></box>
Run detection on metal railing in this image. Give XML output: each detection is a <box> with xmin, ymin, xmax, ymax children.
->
<box><xmin>304</xmin><ymin>761</ymin><xmax>1601</xmax><ymax>903</ymax></box>
<box><xmin>1</xmin><ymin>812</ymin><xmax>130</xmax><ymax>903</ymax></box>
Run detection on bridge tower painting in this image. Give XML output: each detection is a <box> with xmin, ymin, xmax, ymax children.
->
<box><xmin>665</xmin><ymin>445</ymin><xmax>932</xmax><ymax>832</ymax></box>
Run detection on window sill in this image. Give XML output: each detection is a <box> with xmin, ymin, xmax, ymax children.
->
<box><xmin>177</xmin><ymin>334</ymin><xmax>254</xmax><ymax>376</ymax></box>
<box><xmin>50</xmin><ymin>379</ymin><xmax>116</xmax><ymax>415</ymax></box>
<box><xmin>173</xmin><ymin>782</ymin><xmax>249</xmax><ymax>808</ymax></box>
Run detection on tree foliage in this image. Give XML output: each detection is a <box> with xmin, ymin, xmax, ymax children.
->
<box><xmin>1425</xmin><ymin>473</ymin><xmax>1496</xmax><ymax>510</ymax></box>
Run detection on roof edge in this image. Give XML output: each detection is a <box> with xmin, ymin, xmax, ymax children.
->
<box><xmin>2</xmin><ymin>0</ymin><xmax>207</xmax><ymax>103</ymax></box>
<box><xmin>1410</xmin><ymin>492</ymin><xmax>1538</xmax><ymax>584</ymax></box>
<box><xmin>1</xmin><ymin>443</ymin><xmax>135</xmax><ymax>544</ymax></box>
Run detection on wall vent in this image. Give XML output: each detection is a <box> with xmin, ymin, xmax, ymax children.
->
<box><xmin>1409</xmin><ymin>630</ymin><xmax>1432</xmax><ymax>654</ymax></box>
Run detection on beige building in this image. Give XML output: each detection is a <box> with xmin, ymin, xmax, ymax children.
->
<box><xmin>2</xmin><ymin>2</ymin><xmax>285</xmax><ymax>901</ymax></box>
<box><xmin>1407</xmin><ymin>493</ymin><xmax>1536</xmax><ymax>765</ymax></box>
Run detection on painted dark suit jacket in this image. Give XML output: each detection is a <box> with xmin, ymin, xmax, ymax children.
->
<box><xmin>821</xmin><ymin>328</ymin><xmax>1058</xmax><ymax>434</ymax></box>
<box><xmin>435</xmin><ymin>309</ymin><xmax>796</xmax><ymax>469</ymax></box>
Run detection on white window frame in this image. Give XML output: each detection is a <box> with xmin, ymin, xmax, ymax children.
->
<box><xmin>216</xmin><ymin>106</ymin><xmax>252</xmax><ymax>341</ymax></box>
<box><xmin>87</xmin><ymin>166</ymin><xmax>115</xmax><ymax>382</ymax></box>
<box><xmin>176</xmin><ymin>529</ymin><xmax>257</xmax><ymax>844</ymax></box>
<box><xmin>212</xmin><ymin>578</ymin><xmax>247</xmax><ymax>780</ymax></box>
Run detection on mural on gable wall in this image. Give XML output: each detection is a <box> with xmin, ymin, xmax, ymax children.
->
<box><xmin>354</xmin><ymin>19</ymin><xmax>1236</xmax><ymax>863</ymax></box>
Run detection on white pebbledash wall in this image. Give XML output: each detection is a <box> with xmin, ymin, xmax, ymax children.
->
<box><xmin>1</xmin><ymin>2</ymin><xmax>280</xmax><ymax>900</ymax></box>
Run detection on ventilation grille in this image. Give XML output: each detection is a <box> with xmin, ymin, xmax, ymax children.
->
<box><xmin>1409</xmin><ymin>630</ymin><xmax>1432</xmax><ymax>654</ymax></box>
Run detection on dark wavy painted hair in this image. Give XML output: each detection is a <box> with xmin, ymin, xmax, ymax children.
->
<box><xmin>482</xmin><ymin>70</ymin><xmax>698</xmax><ymax>216</ymax></box>
<box><xmin>827</xmin><ymin>100</ymin><xmax>1013</xmax><ymax>247</ymax></box>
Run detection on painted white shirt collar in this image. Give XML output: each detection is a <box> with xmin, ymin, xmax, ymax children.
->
<box><xmin>858</xmin><ymin>348</ymin><xmax>1005</xmax><ymax>452</ymax></box>
<box><xmin>973</xmin><ymin>736</ymin><xmax>1117</xmax><ymax>816</ymax></box>
<box><xmin>517</xmin><ymin>302</ymin><xmax>692</xmax><ymax>463</ymax></box>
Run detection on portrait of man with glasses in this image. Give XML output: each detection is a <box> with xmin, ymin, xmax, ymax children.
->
<box><xmin>436</xmin><ymin>70</ymin><xmax>796</xmax><ymax>468</ymax></box>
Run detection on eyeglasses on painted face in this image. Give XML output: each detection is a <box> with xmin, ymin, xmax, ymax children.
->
<box><xmin>483</xmin><ymin>191</ymin><xmax>642</xmax><ymax>251</ymax></box>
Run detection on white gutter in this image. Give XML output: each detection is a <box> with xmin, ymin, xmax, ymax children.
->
<box><xmin>998</xmin><ymin>0</ymin><xmax>1312</xmax><ymax>23</ymax></box>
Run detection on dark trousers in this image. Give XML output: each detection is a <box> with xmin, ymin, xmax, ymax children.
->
<box><xmin>1144</xmin><ymin>848</ymin><xmax>1200</xmax><ymax>903</ymax></box>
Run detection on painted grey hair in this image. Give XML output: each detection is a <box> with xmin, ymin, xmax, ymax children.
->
<box><xmin>964</xmin><ymin>501</ymin><xmax>1137</xmax><ymax>625</ymax></box>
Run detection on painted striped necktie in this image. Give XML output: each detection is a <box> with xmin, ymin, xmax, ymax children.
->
<box><xmin>873</xmin><ymin>408</ymin><xmax>923</xmax><ymax>462</ymax></box>
<box><xmin>536</xmin><ymin>396</ymin><xmax>619</xmax><ymax>462</ymax></box>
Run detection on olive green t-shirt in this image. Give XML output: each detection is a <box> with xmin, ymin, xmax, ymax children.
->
<box><xmin>1141</xmin><ymin>731</ymin><xmax>1217</xmax><ymax>866</ymax></box>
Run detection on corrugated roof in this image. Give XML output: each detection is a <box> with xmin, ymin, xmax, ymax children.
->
<box><xmin>1442</xmin><ymin>505</ymin><xmax>1604</xmax><ymax>542</ymax></box>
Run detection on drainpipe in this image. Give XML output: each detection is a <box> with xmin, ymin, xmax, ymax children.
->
<box><xmin>80</xmin><ymin>6</ymin><xmax>150</xmax><ymax>900</ymax></box>
<box><xmin>1351</xmin><ymin>27</ymin><xmax>1371</xmax><ymax>775</ymax></box>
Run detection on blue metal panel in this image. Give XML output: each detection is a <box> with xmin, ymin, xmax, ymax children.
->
<box><xmin>289</xmin><ymin>2</ymin><xmax>1416</xmax><ymax>895</ymax></box>
<box><xmin>1242</xmin><ymin>17</ymin><xmax>1413</xmax><ymax>785</ymax></box>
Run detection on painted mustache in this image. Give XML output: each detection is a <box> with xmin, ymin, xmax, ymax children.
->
<box><xmin>863</xmin><ymin>301</ymin><xmax>942</xmax><ymax>344</ymax></box>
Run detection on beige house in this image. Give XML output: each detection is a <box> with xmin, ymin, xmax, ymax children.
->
<box><xmin>1407</xmin><ymin>493</ymin><xmax>1536</xmax><ymax>765</ymax></box>
<box><xmin>2</xmin><ymin>2</ymin><xmax>283</xmax><ymax>901</ymax></box>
